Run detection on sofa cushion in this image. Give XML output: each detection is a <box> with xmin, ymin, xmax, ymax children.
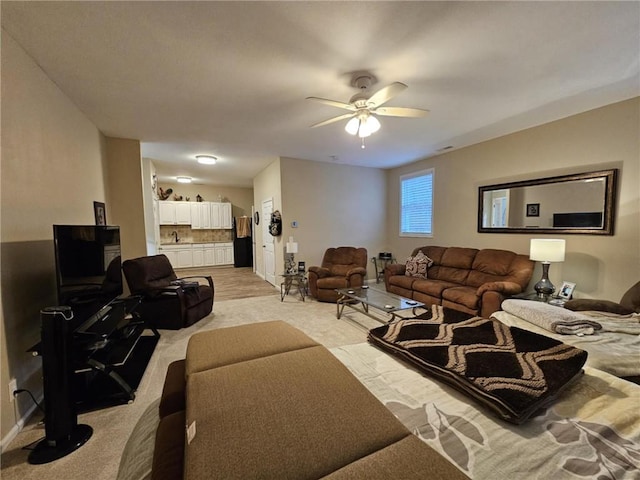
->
<box><xmin>152</xmin><ymin>410</ymin><xmax>185</xmax><ymax>480</ymax></box>
<box><xmin>317</xmin><ymin>276</ymin><xmax>350</xmax><ymax>290</ymax></box>
<box><xmin>442</xmin><ymin>286</ymin><xmax>481</xmax><ymax>310</ymax></box>
<box><xmin>389</xmin><ymin>274</ymin><xmax>417</xmax><ymax>291</ymax></box>
<box><xmin>185</xmin><ymin>320</ymin><xmax>319</xmax><ymax>375</ymax></box>
<box><xmin>322</xmin><ymin>435</ymin><xmax>468</xmax><ymax>479</ymax></box>
<box><xmin>404</xmin><ymin>251</ymin><xmax>433</xmax><ymax>279</ymax></box>
<box><xmin>159</xmin><ymin>360</ymin><xmax>186</xmax><ymax>419</ymax></box>
<box><xmin>184</xmin><ymin>345</ymin><xmax>412</xmax><ymax>480</ymax></box>
<box><xmin>412</xmin><ymin>279</ymin><xmax>459</xmax><ymax>298</ymax></box>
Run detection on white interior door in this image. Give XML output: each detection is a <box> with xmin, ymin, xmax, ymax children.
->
<box><xmin>262</xmin><ymin>199</ymin><xmax>276</xmax><ymax>285</ymax></box>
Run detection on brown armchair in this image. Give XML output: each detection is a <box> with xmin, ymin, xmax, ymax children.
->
<box><xmin>122</xmin><ymin>254</ymin><xmax>214</xmax><ymax>330</ymax></box>
<box><xmin>308</xmin><ymin>247</ymin><xmax>368</xmax><ymax>302</ymax></box>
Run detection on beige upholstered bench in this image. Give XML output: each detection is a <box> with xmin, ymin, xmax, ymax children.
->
<box><xmin>151</xmin><ymin>321</ymin><xmax>468</xmax><ymax>479</ymax></box>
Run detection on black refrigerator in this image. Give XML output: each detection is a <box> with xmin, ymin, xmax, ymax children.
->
<box><xmin>233</xmin><ymin>216</ymin><xmax>253</xmax><ymax>267</ymax></box>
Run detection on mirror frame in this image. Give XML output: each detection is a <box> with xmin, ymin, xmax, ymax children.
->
<box><xmin>477</xmin><ymin>169</ymin><xmax>617</xmax><ymax>235</ymax></box>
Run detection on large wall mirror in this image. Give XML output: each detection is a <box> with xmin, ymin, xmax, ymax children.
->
<box><xmin>478</xmin><ymin>169</ymin><xmax>617</xmax><ymax>235</ymax></box>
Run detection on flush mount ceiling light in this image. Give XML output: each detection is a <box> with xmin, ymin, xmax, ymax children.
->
<box><xmin>177</xmin><ymin>176</ymin><xmax>192</xmax><ymax>184</ymax></box>
<box><xmin>196</xmin><ymin>155</ymin><xmax>217</xmax><ymax>165</ymax></box>
<box><xmin>306</xmin><ymin>72</ymin><xmax>429</xmax><ymax>148</ymax></box>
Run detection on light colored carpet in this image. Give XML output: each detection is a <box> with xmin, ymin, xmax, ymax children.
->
<box><xmin>0</xmin><ymin>287</ymin><xmax>389</xmax><ymax>480</ymax></box>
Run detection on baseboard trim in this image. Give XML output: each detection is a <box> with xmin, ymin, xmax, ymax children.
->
<box><xmin>0</xmin><ymin>395</ymin><xmax>42</xmax><ymax>454</ymax></box>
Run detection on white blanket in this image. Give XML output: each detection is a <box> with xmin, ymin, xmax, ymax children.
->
<box><xmin>492</xmin><ymin>309</ymin><xmax>640</xmax><ymax>377</ymax></box>
<box><xmin>501</xmin><ymin>299</ymin><xmax>602</xmax><ymax>335</ymax></box>
<box><xmin>331</xmin><ymin>342</ymin><xmax>640</xmax><ymax>480</ymax></box>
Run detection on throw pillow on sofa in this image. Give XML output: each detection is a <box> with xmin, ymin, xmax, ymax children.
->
<box><xmin>405</xmin><ymin>251</ymin><xmax>434</xmax><ymax>279</ymax></box>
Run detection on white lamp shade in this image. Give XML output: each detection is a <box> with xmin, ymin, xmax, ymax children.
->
<box><xmin>360</xmin><ymin>115</ymin><xmax>381</xmax><ymax>136</ymax></box>
<box><xmin>286</xmin><ymin>242</ymin><xmax>298</xmax><ymax>254</ymax></box>
<box><xmin>530</xmin><ymin>239</ymin><xmax>565</xmax><ymax>262</ymax></box>
<box><xmin>345</xmin><ymin>117</ymin><xmax>360</xmax><ymax>135</ymax></box>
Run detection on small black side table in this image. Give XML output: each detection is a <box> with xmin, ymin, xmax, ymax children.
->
<box><xmin>281</xmin><ymin>272</ymin><xmax>308</xmax><ymax>301</ymax></box>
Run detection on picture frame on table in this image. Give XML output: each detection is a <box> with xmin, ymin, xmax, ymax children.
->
<box><xmin>558</xmin><ymin>281</ymin><xmax>576</xmax><ymax>300</ymax></box>
<box><xmin>93</xmin><ymin>201</ymin><xmax>106</xmax><ymax>226</ymax></box>
<box><xmin>526</xmin><ymin>203</ymin><xmax>540</xmax><ymax>217</ymax></box>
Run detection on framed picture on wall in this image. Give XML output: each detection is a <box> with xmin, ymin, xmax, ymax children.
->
<box><xmin>94</xmin><ymin>201</ymin><xmax>106</xmax><ymax>226</ymax></box>
<box><xmin>526</xmin><ymin>203</ymin><xmax>540</xmax><ymax>217</ymax></box>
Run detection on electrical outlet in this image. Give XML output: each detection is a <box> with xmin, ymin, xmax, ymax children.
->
<box><xmin>8</xmin><ymin>378</ymin><xmax>17</xmax><ymax>403</ymax></box>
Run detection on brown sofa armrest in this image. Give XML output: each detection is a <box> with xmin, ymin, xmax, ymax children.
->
<box><xmin>476</xmin><ymin>281</ymin><xmax>523</xmax><ymax>297</ymax></box>
<box><xmin>346</xmin><ymin>266</ymin><xmax>367</xmax><ymax>278</ymax></box>
<box><xmin>308</xmin><ymin>266</ymin><xmax>331</xmax><ymax>278</ymax></box>
<box><xmin>385</xmin><ymin>263</ymin><xmax>406</xmax><ymax>276</ymax></box>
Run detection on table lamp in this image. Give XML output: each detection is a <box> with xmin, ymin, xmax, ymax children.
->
<box><xmin>529</xmin><ymin>239</ymin><xmax>566</xmax><ymax>298</ymax></box>
<box><xmin>285</xmin><ymin>237</ymin><xmax>298</xmax><ymax>274</ymax></box>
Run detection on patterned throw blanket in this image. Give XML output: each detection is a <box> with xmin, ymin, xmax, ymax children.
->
<box><xmin>368</xmin><ymin>305</ymin><xmax>588</xmax><ymax>424</ymax></box>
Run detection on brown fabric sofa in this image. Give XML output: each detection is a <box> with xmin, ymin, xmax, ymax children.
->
<box><xmin>308</xmin><ymin>246</ymin><xmax>368</xmax><ymax>302</ymax></box>
<box><xmin>385</xmin><ymin>246</ymin><xmax>534</xmax><ymax>318</ymax></box>
<box><xmin>150</xmin><ymin>321</ymin><xmax>468</xmax><ymax>480</ymax></box>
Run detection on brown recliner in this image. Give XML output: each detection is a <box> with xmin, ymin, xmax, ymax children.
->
<box><xmin>122</xmin><ymin>254</ymin><xmax>214</xmax><ymax>330</ymax></box>
<box><xmin>308</xmin><ymin>247</ymin><xmax>368</xmax><ymax>303</ymax></box>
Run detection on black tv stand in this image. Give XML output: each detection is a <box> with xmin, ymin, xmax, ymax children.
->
<box><xmin>28</xmin><ymin>298</ymin><xmax>159</xmax><ymax>463</ymax></box>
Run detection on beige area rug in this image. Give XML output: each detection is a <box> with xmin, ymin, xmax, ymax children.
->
<box><xmin>0</xmin><ymin>292</ymin><xmax>389</xmax><ymax>480</ymax></box>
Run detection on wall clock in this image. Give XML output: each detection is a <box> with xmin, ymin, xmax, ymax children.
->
<box><xmin>254</xmin><ymin>211</ymin><xmax>260</xmax><ymax>225</ymax></box>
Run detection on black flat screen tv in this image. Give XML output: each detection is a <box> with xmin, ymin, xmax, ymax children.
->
<box><xmin>53</xmin><ymin>225</ymin><xmax>122</xmax><ymax>331</ymax></box>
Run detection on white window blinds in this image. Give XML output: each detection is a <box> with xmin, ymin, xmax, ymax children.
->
<box><xmin>400</xmin><ymin>169</ymin><xmax>434</xmax><ymax>237</ymax></box>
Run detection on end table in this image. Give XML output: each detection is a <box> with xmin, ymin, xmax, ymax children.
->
<box><xmin>280</xmin><ymin>272</ymin><xmax>308</xmax><ymax>302</ymax></box>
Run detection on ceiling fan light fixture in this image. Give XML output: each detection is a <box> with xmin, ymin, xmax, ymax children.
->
<box><xmin>360</xmin><ymin>115</ymin><xmax>381</xmax><ymax>137</ymax></box>
<box><xmin>177</xmin><ymin>176</ymin><xmax>192</xmax><ymax>184</ymax></box>
<box><xmin>196</xmin><ymin>154</ymin><xmax>217</xmax><ymax>165</ymax></box>
<box><xmin>345</xmin><ymin>117</ymin><xmax>360</xmax><ymax>135</ymax></box>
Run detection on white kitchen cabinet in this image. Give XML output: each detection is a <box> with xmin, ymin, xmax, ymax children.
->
<box><xmin>204</xmin><ymin>244</ymin><xmax>216</xmax><ymax>266</ymax></box>
<box><xmin>219</xmin><ymin>203</ymin><xmax>232</xmax><ymax>229</ymax></box>
<box><xmin>190</xmin><ymin>203</ymin><xmax>201</xmax><ymax>229</ymax></box>
<box><xmin>192</xmin><ymin>245</ymin><xmax>205</xmax><ymax>267</ymax></box>
<box><xmin>175</xmin><ymin>203</ymin><xmax>191</xmax><ymax>225</ymax></box>
<box><xmin>159</xmin><ymin>244</ymin><xmax>193</xmax><ymax>268</ymax></box>
<box><xmin>159</xmin><ymin>201</ymin><xmax>192</xmax><ymax>225</ymax></box>
<box><xmin>210</xmin><ymin>203</ymin><xmax>221</xmax><ymax>229</ymax></box>
<box><xmin>159</xmin><ymin>202</ymin><xmax>176</xmax><ymax>225</ymax></box>
<box><xmin>214</xmin><ymin>242</ymin><xmax>234</xmax><ymax>266</ymax></box>
<box><xmin>175</xmin><ymin>248</ymin><xmax>193</xmax><ymax>268</ymax></box>
<box><xmin>200</xmin><ymin>202</ymin><xmax>212</xmax><ymax>229</ymax></box>
<box><xmin>158</xmin><ymin>247</ymin><xmax>178</xmax><ymax>266</ymax></box>
<box><xmin>190</xmin><ymin>202</ymin><xmax>212</xmax><ymax>230</ymax></box>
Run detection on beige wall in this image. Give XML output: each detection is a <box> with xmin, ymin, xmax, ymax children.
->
<box><xmin>105</xmin><ymin>137</ymin><xmax>147</xmax><ymax>260</ymax></box>
<box><xmin>0</xmin><ymin>31</ymin><xmax>109</xmax><ymax>442</ymax></box>
<box><xmin>279</xmin><ymin>157</ymin><xmax>387</xmax><ymax>279</ymax></box>
<box><xmin>387</xmin><ymin>98</ymin><xmax>640</xmax><ymax>300</ymax></box>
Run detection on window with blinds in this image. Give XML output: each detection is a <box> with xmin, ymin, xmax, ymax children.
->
<box><xmin>400</xmin><ymin>168</ymin><xmax>434</xmax><ymax>237</ymax></box>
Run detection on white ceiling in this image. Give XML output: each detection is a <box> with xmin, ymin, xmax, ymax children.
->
<box><xmin>3</xmin><ymin>1</ymin><xmax>639</xmax><ymax>188</ymax></box>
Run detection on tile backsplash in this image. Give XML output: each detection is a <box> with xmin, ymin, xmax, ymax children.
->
<box><xmin>160</xmin><ymin>225</ymin><xmax>233</xmax><ymax>244</ymax></box>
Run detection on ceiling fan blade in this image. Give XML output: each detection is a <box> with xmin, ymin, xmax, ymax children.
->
<box><xmin>306</xmin><ymin>97</ymin><xmax>356</xmax><ymax>111</ymax></box>
<box><xmin>373</xmin><ymin>106</ymin><xmax>429</xmax><ymax>118</ymax></box>
<box><xmin>366</xmin><ymin>82</ymin><xmax>407</xmax><ymax>108</ymax></box>
<box><xmin>310</xmin><ymin>112</ymin><xmax>355</xmax><ymax>128</ymax></box>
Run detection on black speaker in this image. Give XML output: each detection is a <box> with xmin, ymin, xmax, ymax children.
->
<box><xmin>28</xmin><ymin>307</ymin><xmax>92</xmax><ymax>464</ymax></box>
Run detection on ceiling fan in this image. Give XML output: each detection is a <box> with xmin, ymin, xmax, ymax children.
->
<box><xmin>306</xmin><ymin>72</ymin><xmax>429</xmax><ymax>147</ymax></box>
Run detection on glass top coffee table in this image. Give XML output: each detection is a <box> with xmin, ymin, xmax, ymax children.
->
<box><xmin>335</xmin><ymin>287</ymin><xmax>426</xmax><ymax>323</ymax></box>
